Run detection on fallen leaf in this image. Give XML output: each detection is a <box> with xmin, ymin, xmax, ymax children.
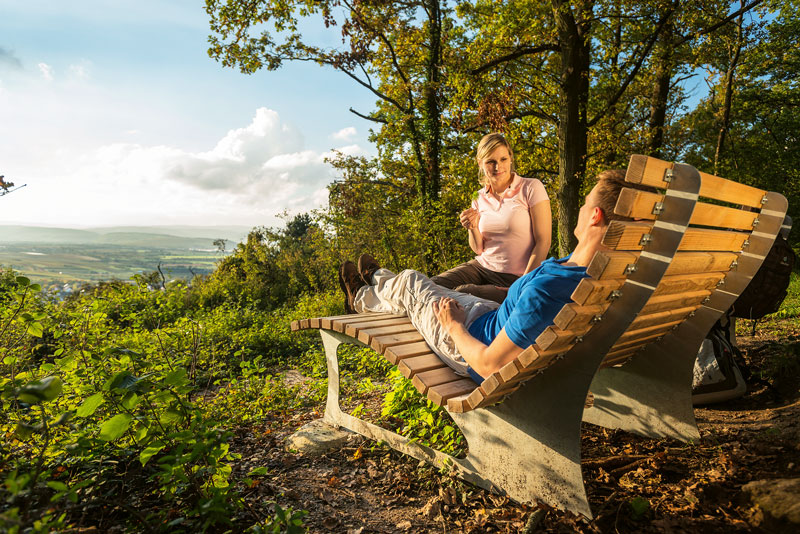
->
<box><xmin>395</xmin><ymin>520</ymin><xmax>412</xmax><ymax>530</ymax></box>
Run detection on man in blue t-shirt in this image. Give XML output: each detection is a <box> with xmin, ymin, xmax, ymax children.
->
<box><xmin>340</xmin><ymin>170</ymin><xmax>639</xmax><ymax>382</ymax></box>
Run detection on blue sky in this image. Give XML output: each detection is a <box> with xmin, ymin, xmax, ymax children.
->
<box><xmin>0</xmin><ymin>1</ymin><xmax>377</xmax><ymax>228</ymax></box>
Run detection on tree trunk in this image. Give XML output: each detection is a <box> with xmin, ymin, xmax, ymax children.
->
<box><xmin>553</xmin><ymin>0</ymin><xmax>592</xmax><ymax>256</ymax></box>
<box><xmin>648</xmin><ymin>24</ymin><xmax>674</xmax><ymax>157</ymax></box>
<box><xmin>714</xmin><ymin>9</ymin><xmax>744</xmax><ymax>174</ymax></box>
<box><xmin>423</xmin><ymin>0</ymin><xmax>442</xmax><ymax>202</ymax></box>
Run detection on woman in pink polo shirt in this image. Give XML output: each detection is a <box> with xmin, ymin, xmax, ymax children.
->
<box><xmin>431</xmin><ymin>133</ymin><xmax>551</xmax><ymax>303</ymax></box>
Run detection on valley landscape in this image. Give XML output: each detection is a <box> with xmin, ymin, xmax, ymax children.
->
<box><xmin>0</xmin><ymin>225</ymin><xmax>250</xmax><ymax>288</ymax></box>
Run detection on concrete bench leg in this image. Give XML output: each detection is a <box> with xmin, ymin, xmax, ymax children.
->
<box><xmin>318</xmin><ymin>329</ymin><xmax>597</xmax><ymax>518</ymax></box>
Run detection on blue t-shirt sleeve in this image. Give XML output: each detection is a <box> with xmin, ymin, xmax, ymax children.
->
<box><xmin>502</xmin><ymin>273</ymin><xmax>584</xmax><ymax>349</ymax></box>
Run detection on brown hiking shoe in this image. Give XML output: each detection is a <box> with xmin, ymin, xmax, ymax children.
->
<box><xmin>338</xmin><ymin>261</ymin><xmax>365</xmax><ymax>314</ymax></box>
<box><xmin>357</xmin><ymin>253</ymin><xmax>381</xmax><ymax>285</ymax></box>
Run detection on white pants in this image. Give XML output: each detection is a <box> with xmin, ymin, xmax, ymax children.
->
<box><xmin>353</xmin><ymin>268</ymin><xmax>499</xmax><ymax>376</ymax></box>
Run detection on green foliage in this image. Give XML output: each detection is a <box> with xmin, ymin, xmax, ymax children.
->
<box><xmin>381</xmin><ymin>369</ymin><xmax>465</xmax><ymax>456</ymax></box>
<box><xmin>0</xmin><ymin>264</ymin><xmax>325</xmax><ymax>532</ymax></box>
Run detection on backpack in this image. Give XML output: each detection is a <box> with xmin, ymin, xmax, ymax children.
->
<box><xmin>692</xmin><ymin>316</ymin><xmax>746</xmax><ymax>405</ymax></box>
<box><xmin>730</xmin><ymin>231</ymin><xmax>795</xmax><ymax>320</ymax></box>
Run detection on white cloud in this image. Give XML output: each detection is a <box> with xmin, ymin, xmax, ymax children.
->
<box><xmin>330</xmin><ymin>126</ymin><xmax>357</xmax><ymax>141</ymax></box>
<box><xmin>37</xmin><ymin>62</ymin><xmax>53</xmax><ymax>81</ymax></box>
<box><xmin>68</xmin><ymin>60</ymin><xmax>91</xmax><ymax>80</ymax></box>
<box><xmin>0</xmin><ymin>108</ymin><xmax>365</xmax><ymax>227</ymax></box>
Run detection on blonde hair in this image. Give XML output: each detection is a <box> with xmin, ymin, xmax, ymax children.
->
<box><xmin>476</xmin><ymin>133</ymin><xmax>515</xmax><ymax>186</ymax></box>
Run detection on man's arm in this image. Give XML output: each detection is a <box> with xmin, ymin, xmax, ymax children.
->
<box><xmin>433</xmin><ymin>297</ymin><xmax>524</xmax><ymax>379</ymax></box>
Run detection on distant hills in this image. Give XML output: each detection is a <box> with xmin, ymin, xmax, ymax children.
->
<box><xmin>0</xmin><ymin>225</ymin><xmax>251</xmax><ymax>249</ymax></box>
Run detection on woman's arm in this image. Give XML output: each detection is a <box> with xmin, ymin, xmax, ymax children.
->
<box><xmin>433</xmin><ymin>297</ymin><xmax>524</xmax><ymax>379</ymax></box>
<box><xmin>460</xmin><ymin>207</ymin><xmax>484</xmax><ymax>254</ymax></box>
<box><xmin>522</xmin><ymin>200</ymin><xmax>552</xmax><ymax>275</ymax></box>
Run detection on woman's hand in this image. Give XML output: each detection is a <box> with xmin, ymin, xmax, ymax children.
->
<box><xmin>433</xmin><ymin>297</ymin><xmax>467</xmax><ymax>333</ymax></box>
<box><xmin>460</xmin><ymin>208</ymin><xmax>479</xmax><ymax>229</ymax></box>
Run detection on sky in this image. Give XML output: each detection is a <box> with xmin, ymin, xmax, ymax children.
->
<box><xmin>0</xmin><ymin>1</ymin><xmax>377</xmax><ymax>229</ymax></box>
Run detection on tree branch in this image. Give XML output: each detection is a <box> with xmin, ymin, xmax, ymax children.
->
<box><xmin>349</xmin><ymin>107</ymin><xmax>388</xmax><ymax>124</ymax></box>
<box><xmin>470</xmin><ymin>44</ymin><xmax>560</xmax><ymax>75</ymax></box>
<box><xmin>588</xmin><ymin>6</ymin><xmax>674</xmax><ymax>127</ymax></box>
<box><xmin>675</xmin><ymin>0</ymin><xmax>766</xmax><ymax>47</ymax></box>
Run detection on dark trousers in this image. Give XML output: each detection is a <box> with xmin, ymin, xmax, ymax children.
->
<box><xmin>431</xmin><ymin>259</ymin><xmax>519</xmax><ymax>304</ymax></box>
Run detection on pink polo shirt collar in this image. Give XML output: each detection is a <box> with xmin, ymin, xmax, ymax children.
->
<box><xmin>478</xmin><ymin>172</ymin><xmax>523</xmax><ymax>211</ymax></box>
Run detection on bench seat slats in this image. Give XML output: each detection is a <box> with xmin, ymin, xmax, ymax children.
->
<box><xmin>384</xmin><ymin>341</ymin><xmax>433</xmax><ymax>364</ymax></box>
<box><xmin>428</xmin><ymin>379</ymin><xmax>478</xmax><ymax>406</ymax></box>
<box><xmin>602</xmin><ymin>221</ymin><xmax>749</xmax><ymax>252</ymax></box>
<box><xmin>589</xmin><ymin>251</ymin><xmax>738</xmax><ymax>280</ymax></box>
<box><xmin>571</xmin><ymin>272</ymin><xmax>725</xmax><ymax>306</ymax></box>
<box><xmin>398</xmin><ymin>353</ymin><xmax>447</xmax><ymax>378</ymax></box>
<box><xmin>370</xmin><ymin>331</ymin><xmax>425</xmax><ymax>353</ymax></box>
<box><xmin>616</xmin><ymin>188</ymin><xmax>759</xmax><ymax>229</ymax></box>
<box><xmin>412</xmin><ymin>366</ymin><xmax>463</xmax><ymax>394</ymax></box>
<box><xmin>345</xmin><ymin>316</ymin><xmax>414</xmax><ymax>336</ymax></box>
<box><xmin>626</xmin><ymin>154</ymin><xmax>766</xmax><ymax>207</ymax></box>
<box><xmin>357</xmin><ymin>323</ymin><xmax>418</xmax><ymax>344</ymax></box>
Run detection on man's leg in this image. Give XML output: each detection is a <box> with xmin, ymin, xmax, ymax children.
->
<box><xmin>353</xmin><ymin>268</ymin><xmax>498</xmax><ymax>376</ymax></box>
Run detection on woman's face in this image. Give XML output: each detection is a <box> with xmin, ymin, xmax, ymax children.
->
<box><xmin>480</xmin><ymin>145</ymin><xmax>512</xmax><ymax>187</ymax></box>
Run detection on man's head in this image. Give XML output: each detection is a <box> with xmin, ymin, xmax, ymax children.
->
<box><xmin>574</xmin><ymin>169</ymin><xmax>655</xmax><ymax>241</ymax></box>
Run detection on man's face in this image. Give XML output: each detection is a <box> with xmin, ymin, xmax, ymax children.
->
<box><xmin>574</xmin><ymin>185</ymin><xmax>600</xmax><ymax>239</ymax></box>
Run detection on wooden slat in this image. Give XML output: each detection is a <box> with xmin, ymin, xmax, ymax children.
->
<box><xmin>626</xmin><ymin>155</ymin><xmax>766</xmax><ymax>208</ymax></box>
<box><xmin>570</xmin><ymin>278</ymin><xmax>625</xmax><ymax>306</ymax></box>
<box><xmin>554</xmin><ymin>302</ymin><xmax>607</xmax><ymax>331</ymax></box>
<box><xmin>651</xmin><ymin>272</ymin><xmax>726</xmax><ymax>297</ymax></box>
<box><xmin>698</xmin><ymin>170</ymin><xmax>765</xmax><ymax>208</ymax></box>
<box><xmin>628</xmin><ymin>305</ymin><xmax>696</xmax><ymax>331</ymax></box>
<box><xmin>603</xmin><ymin>221</ymin><xmax>749</xmax><ymax>252</ymax></box>
<box><xmin>640</xmin><ymin>290</ymin><xmax>709</xmax><ymax>314</ymax></box>
<box><xmin>615</xmin><ymin>188</ymin><xmax>759</xmax><ymax>230</ymax></box>
<box><xmin>570</xmin><ymin>271</ymin><xmax>725</xmax><ymax>307</ymax></box>
<box><xmin>384</xmin><ymin>341</ymin><xmax>433</xmax><ymax>364</ymax></box>
<box><xmin>398</xmin><ymin>354</ymin><xmax>446</xmax><ymax>379</ymax></box>
<box><xmin>447</xmin><ymin>394</ymin><xmax>471</xmax><ymax>413</ymax></box>
<box><xmin>322</xmin><ymin>313</ymin><xmax>400</xmax><ymax>330</ymax></box>
<box><xmin>535</xmin><ymin>323</ymin><xmax>592</xmax><ymax>352</ymax></box>
<box><xmin>616</xmin><ymin>319</ymin><xmax>684</xmax><ymax>345</ymax></box>
<box><xmin>601</xmin><ymin>350</ymin><xmax>639</xmax><ymax>368</ymax></box>
<box><xmin>555</xmin><ymin>291</ymin><xmax>705</xmax><ymax>331</ymax></box>
<box><xmin>428</xmin><ymin>379</ymin><xmax>477</xmax><ymax>406</ymax></box>
<box><xmin>345</xmin><ymin>316</ymin><xmax>412</xmax><ymax>337</ymax></box>
<box><xmin>370</xmin><ymin>331</ymin><xmax>425</xmax><ymax>354</ymax></box>
<box><xmin>607</xmin><ymin>331</ymin><xmax>665</xmax><ymax>355</ymax></box>
<box><xmin>468</xmin><ymin>387</ymin><xmax>513</xmax><ymax>410</ymax></box>
<box><xmin>411</xmin><ymin>367</ymin><xmax>462</xmax><ymax>395</ymax></box>
<box><xmin>357</xmin><ymin>323</ymin><xmax>418</xmax><ymax>345</ymax></box>
<box><xmin>589</xmin><ymin>251</ymin><xmax>738</xmax><ymax>280</ymax></box>
<box><xmin>666</xmin><ymin>252</ymin><xmax>739</xmax><ymax>276</ymax></box>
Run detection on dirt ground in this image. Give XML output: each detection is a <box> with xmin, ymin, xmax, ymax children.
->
<box><xmin>230</xmin><ymin>321</ymin><xmax>800</xmax><ymax>533</ymax></box>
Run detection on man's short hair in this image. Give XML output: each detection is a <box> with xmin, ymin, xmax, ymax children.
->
<box><xmin>593</xmin><ymin>169</ymin><xmax>657</xmax><ymax>224</ymax></box>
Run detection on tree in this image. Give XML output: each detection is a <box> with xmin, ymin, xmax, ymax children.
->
<box><xmin>205</xmin><ymin>0</ymin><xmax>454</xmax><ymax>205</ymax></box>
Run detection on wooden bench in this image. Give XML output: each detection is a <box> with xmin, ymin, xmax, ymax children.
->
<box><xmin>290</xmin><ymin>155</ymin><xmax>789</xmax><ymax>518</ymax></box>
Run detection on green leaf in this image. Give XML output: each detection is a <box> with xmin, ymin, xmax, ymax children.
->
<box><xmin>121</xmin><ymin>392</ymin><xmax>140</xmax><ymax>410</ymax></box>
<box><xmin>104</xmin><ymin>371</ymin><xmax>139</xmax><ymax>392</ymax></box>
<box><xmin>14</xmin><ymin>422</ymin><xmax>37</xmax><ymax>440</ymax></box>
<box><xmin>17</xmin><ymin>376</ymin><xmax>63</xmax><ymax>404</ymax></box>
<box><xmin>164</xmin><ymin>368</ymin><xmax>188</xmax><ymax>387</ymax></box>
<box><xmin>139</xmin><ymin>445</ymin><xmax>165</xmax><ymax>466</ymax></box>
<box><xmin>29</xmin><ymin>283</ymin><xmax>42</xmax><ymax>292</ymax></box>
<box><xmin>50</xmin><ymin>412</ymin><xmax>73</xmax><ymax>427</ymax></box>
<box><xmin>76</xmin><ymin>393</ymin><xmax>105</xmax><ymax>417</ymax></box>
<box><xmin>247</xmin><ymin>466</ymin><xmax>269</xmax><ymax>476</ymax></box>
<box><xmin>99</xmin><ymin>414</ymin><xmax>133</xmax><ymax>441</ymax></box>
<box><xmin>15</xmin><ymin>276</ymin><xmax>30</xmax><ymax>286</ymax></box>
<box><xmin>159</xmin><ymin>409</ymin><xmax>183</xmax><ymax>425</ymax></box>
<box><xmin>46</xmin><ymin>481</ymin><xmax>69</xmax><ymax>492</ymax></box>
<box><xmin>629</xmin><ymin>496</ymin><xmax>650</xmax><ymax>521</ymax></box>
<box><xmin>27</xmin><ymin>322</ymin><xmax>44</xmax><ymax>338</ymax></box>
